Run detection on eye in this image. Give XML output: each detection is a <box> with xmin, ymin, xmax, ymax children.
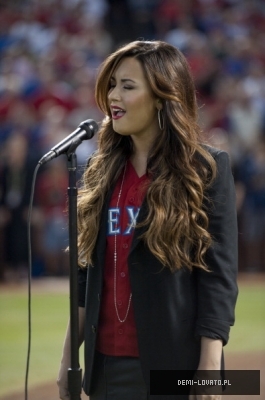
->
<box><xmin>123</xmin><ymin>86</ymin><xmax>134</xmax><ymax>90</ymax></box>
<box><xmin>109</xmin><ymin>79</ymin><xmax>116</xmax><ymax>89</ymax></box>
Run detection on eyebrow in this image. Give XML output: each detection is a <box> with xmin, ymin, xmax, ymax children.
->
<box><xmin>110</xmin><ymin>77</ymin><xmax>136</xmax><ymax>84</ymax></box>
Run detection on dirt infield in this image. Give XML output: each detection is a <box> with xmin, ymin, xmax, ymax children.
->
<box><xmin>2</xmin><ymin>352</ymin><xmax>264</xmax><ymax>400</ymax></box>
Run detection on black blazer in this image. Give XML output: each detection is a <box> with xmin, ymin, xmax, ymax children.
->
<box><xmin>79</xmin><ymin>148</ymin><xmax>238</xmax><ymax>399</ymax></box>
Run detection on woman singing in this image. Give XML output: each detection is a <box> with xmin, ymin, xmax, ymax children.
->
<box><xmin>57</xmin><ymin>40</ymin><xmax>238</xmax><ymax>400</ymax></box>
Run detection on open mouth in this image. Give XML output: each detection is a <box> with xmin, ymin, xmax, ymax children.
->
<box><xmin>111</xmin><ymin>106</ymin><xmax>126</xmax><ymax>119</ymax></box>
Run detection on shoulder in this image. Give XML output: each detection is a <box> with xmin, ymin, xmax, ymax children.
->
<box><xmin>203</xmin><ymin>147</ymin><xmax>235</xmax><ymax>206</ymax></box>
<box><xmin>202</xmin><ymin>144</ymin><xmax>228</xmax><ymax>160</ymax></box>
<box><xmin>200</xmin><ymin>144</ymin><xmax>232</xmax><ymax>173</ymax></box>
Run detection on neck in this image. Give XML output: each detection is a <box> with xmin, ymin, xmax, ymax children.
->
<box><xmin>129</xmin><ymin>131</ymin><xmax>158</xmax><ymax>177</ymax></box>
<box><xmin>130</xmin><ymin>141</ymin><xmax>151</xmax><ymax>177</ymax></box>
<box><xmin>130</xmin><ymin>151</ymin><xmax>148</xmax><ymax>178</ymax></box>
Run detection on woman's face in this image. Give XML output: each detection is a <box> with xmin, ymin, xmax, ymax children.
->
<box><xmin>108</xmin><ymin>57</ymin><xmax>160</xmax><ymax>142</ymax></box>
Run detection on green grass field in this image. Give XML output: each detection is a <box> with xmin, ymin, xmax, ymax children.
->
<box><xmin>0</xmin><ymin>282</ymin><xmax>72</xmax><ymax>397</ymax></box>
<box><xmin>226</xmin><ymin>283</ymin><xmax>265</xmax><ymax>353</ymax></box>
<box><xmin>0</xmin><ymin>278</ymin><xmax>264</xmax><ymax>397</ymax></box>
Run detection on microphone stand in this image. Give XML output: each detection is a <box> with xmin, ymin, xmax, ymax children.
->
<box><xmin>66</xmin><ymin>150</ymin><xmax>82</xmax><ymax>400</ymax></box>
<box><xmin>37</xmin><ymin>119</ymin><xmax>98</xmax><ymax>399</ymax></box>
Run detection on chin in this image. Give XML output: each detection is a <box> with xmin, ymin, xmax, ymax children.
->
<box><xmin>113</xmin><ymin>127</ymin><xmax>131</xmax><ymax>137</ymax></box>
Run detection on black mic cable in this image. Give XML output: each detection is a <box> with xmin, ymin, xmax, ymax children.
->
<box><xmin>25</xmin><ymin>162</ymin><xmax>40</xmax><ymax>400</ymax></box>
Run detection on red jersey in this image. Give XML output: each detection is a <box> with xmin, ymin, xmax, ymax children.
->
<box><xmin>96</xmin><ymin>161</ymin><xmax>149</xmax><ymax>357</ymax></box>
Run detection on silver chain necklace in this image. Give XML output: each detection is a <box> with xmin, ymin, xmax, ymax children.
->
<box><xmin>114</xmin><ymin>162</ymin><xmax>132</xmax><ymax>323</ymax></box>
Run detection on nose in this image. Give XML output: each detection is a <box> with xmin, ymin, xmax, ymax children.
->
<box><xmin>108</xmin><ymin>85</ymin><xmax>121</xmax><ymax>102</ymax></box>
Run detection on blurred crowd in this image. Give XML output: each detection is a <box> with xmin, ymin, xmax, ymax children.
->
<box><xmin>0</xmin><ymin>0</ymin><xmax>265</xmax><ymax>281</ymax></box>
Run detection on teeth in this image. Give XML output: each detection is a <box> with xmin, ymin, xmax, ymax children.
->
<box><xmin>113</xmin><ymin>108</ymin><xmax>125</xmax><ymax>116</ymax></box>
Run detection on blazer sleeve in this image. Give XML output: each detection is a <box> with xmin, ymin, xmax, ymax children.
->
<box><xmin>194</xmin><ymin>150</ymin><xmax>238</xmax><ymax>345</ymax></box>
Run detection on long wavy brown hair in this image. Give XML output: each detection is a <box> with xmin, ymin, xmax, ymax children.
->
<box><xmin>77</xmin><ymin>40</ymin><xmax>216</xmax><ymax>272</ymax></box>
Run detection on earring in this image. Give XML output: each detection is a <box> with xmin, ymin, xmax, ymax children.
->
<box><xmin>158</xmin><ymin>109</ymin><xmax>164</xmax><ymax>130</ymax></box>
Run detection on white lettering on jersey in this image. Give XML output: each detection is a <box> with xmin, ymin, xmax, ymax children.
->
<box><xmin>107</xmin><ymin>207</ymin><xmax>140</xmax><ymax>235</ymax></box>
<box><xmin>124</xmin><ymin>207</ymin><xmax>140</xmax><ymax>235</ymax></box>
<box><xmin>108</xmin><ymin>208</ymin><xmax>120</xmax><ymax>235</ymax></box>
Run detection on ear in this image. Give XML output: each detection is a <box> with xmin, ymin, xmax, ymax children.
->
<box><xmin>156</xmin><ymin>98</ymin><xmax>163</xmax><ymax>110</ymax></box>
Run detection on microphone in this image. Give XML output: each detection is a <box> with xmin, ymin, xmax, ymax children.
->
<box><xmin>38</xmin><ymin>119</ymin><xmax>98</xmax><ymax>165</ymax></box>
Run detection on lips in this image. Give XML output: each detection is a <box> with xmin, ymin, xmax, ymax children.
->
<box><xmin>111</xmin><ymin>106</ymin><xmax>126</xmax><ymax>120</ymax></box>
